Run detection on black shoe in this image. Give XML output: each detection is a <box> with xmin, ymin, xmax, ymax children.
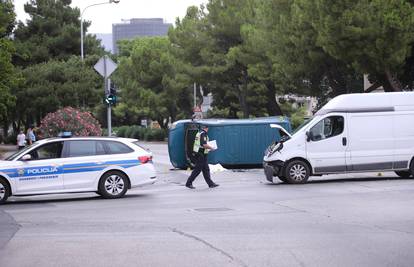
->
<box><xmin>209</xmin><ymin>183</ymin><xmax>219</xmax><ymax>188</ymax></box>
<box><xmin>186</xmin><ymin>184</ymin><xmax>196</xmax><ymax>189</ymax></box>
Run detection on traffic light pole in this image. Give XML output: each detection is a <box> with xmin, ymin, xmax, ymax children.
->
<box><xmin>94</xmin><ymin>55</ymin><xmax>117</xmax><ymax>137</ymax></box>
<box><xmin>107</xmin><ymin>78</ymin><xmax>112</xmax><ymax>137</ymax></box>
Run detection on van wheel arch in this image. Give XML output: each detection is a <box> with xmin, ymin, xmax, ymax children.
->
<box><xmin>0</xmin><ymin>176</ymin><xmax>12</xmax><ymax>195</ymax></box>
<box><xmin>99</xmin><ymin>170</ymin><xmax>131</xmax><ymax>190</ymax></box>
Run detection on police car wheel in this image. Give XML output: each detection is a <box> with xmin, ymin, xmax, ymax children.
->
<box><xmin>410</xmin><ymin>158</ymin><xmax>414</xmax><ymax>177</ymax></box>
<box><xmin>284</xmin><ymin>160</ymin><xmax>310</xmax><ymax>184</ymax></box>
<box><xmin>98</xmin><ymin>171</ymin><xmax>128</xmax><ymax>199</ymax></box>
<box><xmin>0</xmin><ymin>178</ymin><xmax>10</xmax><ymax>204</ymax></box>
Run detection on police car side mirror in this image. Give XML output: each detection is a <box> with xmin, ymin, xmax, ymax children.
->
<box><xmin>21</xmin><ymin>154</ymin><xmax>32</xmax><ymax>161</ymax></box>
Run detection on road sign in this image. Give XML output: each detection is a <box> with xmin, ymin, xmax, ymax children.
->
<box><xmin>94</xmin><ymin>55</ymin><xmax>117</xmax><ymax>78</ymax></box>
<box><xmin>193</xmin><ymin>106</ymin><xmax>203</xmax><ymax>119</ymax></box>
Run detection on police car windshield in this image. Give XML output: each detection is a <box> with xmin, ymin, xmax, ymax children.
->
<box><xmin>4</xmin><ymin>145</ymin><xmax>34</xmax><ymax>161</ymax></box>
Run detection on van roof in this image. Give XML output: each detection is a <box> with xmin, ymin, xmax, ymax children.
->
<box><xmin>316</xmin><ymin>92</ymin><xmax>414</xmax><ymax>115</ymax></box>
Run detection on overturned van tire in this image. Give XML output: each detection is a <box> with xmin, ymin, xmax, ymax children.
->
<box><xmin>284</xmin><ymin>160</ymin><xmax>310</xmax><ymax>184</ymax></box>
<box><xmin>278</xmin><ymin>176</ymin><xmax>288</xmax><ymax>183</ymax></box>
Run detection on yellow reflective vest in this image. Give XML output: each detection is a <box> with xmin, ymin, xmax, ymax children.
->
<box><xmin>193</xmin><ymin>131</ymin><xmax>209</xmax><ymax>154</ymax></box>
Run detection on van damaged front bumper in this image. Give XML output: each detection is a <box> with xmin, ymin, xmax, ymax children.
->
<box><xmin>263</xmin><ymin>160</ymin><xmax>285</xmax><ymax>183</ymax></box>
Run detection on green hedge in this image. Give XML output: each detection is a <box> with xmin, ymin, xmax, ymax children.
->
<box><xmin>113</xmin><ymin>125</ymin><xmax>167</xmax><ymax>141</ymax></box>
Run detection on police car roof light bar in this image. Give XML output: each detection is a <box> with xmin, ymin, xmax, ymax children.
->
<box><xmin>59</xmin><ymin>132</ymin><xmax>73</xmax><ymax>138</ymax></box>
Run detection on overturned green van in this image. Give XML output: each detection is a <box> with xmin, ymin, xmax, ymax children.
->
<box><xmin>168</xmin><ymin>117</ymin><xmax>291</xmax><ymax>169</ymax></box>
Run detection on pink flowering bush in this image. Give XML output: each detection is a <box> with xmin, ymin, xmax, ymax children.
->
<box><xmin>39</xmin><ymin>107</ymin><xmax>102</xmax><ymax>138</ymax></box>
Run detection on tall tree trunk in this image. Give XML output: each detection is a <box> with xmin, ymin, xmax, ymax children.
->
<box><xmin>265</xmin><ymin>81</ymin><xmax>283</xmax><ymax>116</ymax></box>
<box><xmin>228</xmin><ymin>107</ymin><xmax>238</xmax><ymax>118</ymax></box>
<box><xmin>326</xmin><ymin>64</ymin><xmax>347</xmax><ymax>96</ymax></box>
<box><xmin>384</xmin><ymin>69</ymin><xmax>402</xmax><ymax>92</ymax></box>
<box><xmin>237</xmin><ymin>70</ymin><xmax>250</xmax><ymax>118</ymax></box>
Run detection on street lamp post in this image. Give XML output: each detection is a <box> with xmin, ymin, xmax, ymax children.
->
<box><xmin>80</xmin><ymin>0</ymin><xmax>120</xmax><ymax>60</ymax></box>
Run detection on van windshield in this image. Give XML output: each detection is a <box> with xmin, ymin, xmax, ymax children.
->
<box><xmin>292</xmin><ymin>117</ymin><xmax>313</xmax><ymax>135</ymax></box>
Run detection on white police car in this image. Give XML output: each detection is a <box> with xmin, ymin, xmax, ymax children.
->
<box><xmin>0</xmin><ymin>136</ymin><xmax>157</xmax><ymax>203</ymax></box>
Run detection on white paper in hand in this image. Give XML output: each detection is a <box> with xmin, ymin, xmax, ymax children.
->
<box><xmin>207</xmin><ymin>140</ymin><xmax>218</xmax><ymax>150</ymax></box>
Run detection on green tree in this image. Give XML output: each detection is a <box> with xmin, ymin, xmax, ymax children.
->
<box><xmin>170</xmin><ymin>1</ymin><xmax>277</xmax><ymax>118</ymax></box>
<box><xmin>15</xmin><ymin>56</ymin><xmax>102</xmax><ymax>127</ymax></box>
<box><xmin>113</xmin><ymin>37</ymin><xmax>192</xmax><ymax>129</ymax></box>
<box><xmin>302</xmin><ymin>0</ymin><xmax>414</xmax><ymax>92</ymax></box>
<box><xmin>13</xmin><ymin>0</ymin><xmax>104</xmax><ymax>66</ymax></box>
<box><xmin>257</xmin><ymin>0</ymin><xmax>363</xmax><ymax>106</ymax></box>
<box><xmin>0</xmin><ymin>0</ymin><xmax>19</xmax><ymax>136</ymax></box>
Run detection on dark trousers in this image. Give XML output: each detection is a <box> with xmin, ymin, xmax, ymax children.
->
<box><xmin>186</xmin><ymin>153</ymin><xmax>214</xmax><ymax>186</ymax></box>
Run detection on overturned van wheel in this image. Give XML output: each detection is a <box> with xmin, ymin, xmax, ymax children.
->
<box><xmin>98</xmin><ymin>171</ymin><xmax>129</xmax><ymax>199</ymax></box>
<box><xmin>278</xmin><ymin>176</ymin><xmax>288</xmax><ymax>183</ymax></box>
<box><xmin>284</xmin><ymin>160</ymin><xmax>310</xmax><ymax>184</ymax></box>
<box><xmin>0</xmin><ymin>178</ymin><xmax>11</xmax><ymax>204</ymax></box>
<box><xmin>395</xmin><ymin>171</ymin><xmax>412</xmax><ymax>178</ymax></box>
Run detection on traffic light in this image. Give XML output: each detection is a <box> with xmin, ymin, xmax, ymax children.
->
<box><xmin>103</xmin><ymin>81</ymin><xmax>117</xmax><ymax>106</ymax></box>
<box><xmin>104</xmin><ymin>94</ymin><xmax>117</xmax><ymax>106</ymax></box>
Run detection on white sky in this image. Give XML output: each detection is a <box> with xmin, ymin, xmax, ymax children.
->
<box><xmin>14</xmin><ymin>0</ymin><xmax>208</xmax><ymax>33</ymax></box>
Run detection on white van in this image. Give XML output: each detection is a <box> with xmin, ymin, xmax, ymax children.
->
<box><xmin>263</xmin><ymin>92</ymin><xmax>414</xmax><ymax>184</ymax></box>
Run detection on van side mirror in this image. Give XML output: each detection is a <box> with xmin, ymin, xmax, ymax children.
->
<box><xmin>21</xmin><ymin>154</ymin><xmax>32</xmax><ymax>161</ymax></box>
<box><xmin>306</xmin><ymin>131</ymin><xmax>313</xmax><ymax>142</ymax></box>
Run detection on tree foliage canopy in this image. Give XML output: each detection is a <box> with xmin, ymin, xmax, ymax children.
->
<box><xmin>113</xmin><ymin>37</ymin><xmax>192</xmax><ymax>128</ymax></box>
<box><xmin>13</xmin><ymin>0</ymin><xmax>104</xmax><ymax>66</ymax></box>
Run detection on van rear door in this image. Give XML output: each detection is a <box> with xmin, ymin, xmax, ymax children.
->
<box><xmin>306</xmin><ymin>115</ymin><xmax>348</xmax><ymax>174</ymax></box>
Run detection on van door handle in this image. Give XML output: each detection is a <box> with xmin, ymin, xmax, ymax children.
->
<box><xmin>342</xmin><ymin>137</ymin><xmax>347</xmax><ymax>146</ymax></box>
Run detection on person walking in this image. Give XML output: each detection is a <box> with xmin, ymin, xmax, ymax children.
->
<box><xmin>186</xmin><ymin>125</ymin><xmax>219</xmax><ymax>189</ymax></box>
<box><xmin>26</xmin><ymin>126</ymin><xmax>36</xmax><ymax>145</ymax></box>
<box><xmin>17</xmin><ymin>130</ymin><xmax>26</xmax><ymax>150</ymax></box>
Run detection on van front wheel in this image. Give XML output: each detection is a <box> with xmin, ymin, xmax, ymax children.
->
<box><xmin>284</xmin><ymin>160</ymin><xmax>310</xmax><ymax>184</ymax></box>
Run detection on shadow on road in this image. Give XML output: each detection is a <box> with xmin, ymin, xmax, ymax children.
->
<box><xmin>266</xmin><ymin>176</ymin><xmax>413</xmax><ymax>185</ymax></box>
<box><xmin>1</xmin><ymin>192</ymin><xmax>153</xmax><ymax>207</ymax></box>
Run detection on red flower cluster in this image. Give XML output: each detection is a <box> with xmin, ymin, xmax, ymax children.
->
<box><xmin>39</xmin><ymin>107</ymin><xmax>102</xmax><ymax>138</ymax></box>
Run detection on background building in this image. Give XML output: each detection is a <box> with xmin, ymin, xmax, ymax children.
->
<box><xmin>112</xmin><ymin>18</ymin><xmax>172</xmax><ymax>54</ymax></box>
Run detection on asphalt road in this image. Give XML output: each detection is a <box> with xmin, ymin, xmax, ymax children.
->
<box><xmin>1</xmin><ymin>142</ymin><xmax>414</xmax><ymax>267</ymax></box>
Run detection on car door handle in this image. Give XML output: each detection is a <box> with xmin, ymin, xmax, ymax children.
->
<box><xmin>342</xmin><ymin>137</ymin><xmax>347</xmax><ymax>146</ymax></box>
<box><xmin>96</xmin><ymin>161</ymin><xmax>104</xmax><ymax>165</ymax></box>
